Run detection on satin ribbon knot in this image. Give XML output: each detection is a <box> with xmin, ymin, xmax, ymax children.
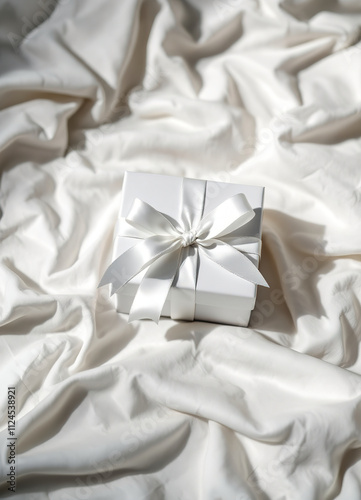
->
<box><xmin>99</xmin><ymin>178</ymin><xmax>268</xmax><ymax>323</ymax></box>
<box><xmin>181</xmin><ymin>229</ymin><xmax>197</xmax><ymax>247</ymax></box>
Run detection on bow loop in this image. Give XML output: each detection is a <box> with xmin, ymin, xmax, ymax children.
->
<box><xmin>126</xmin><ymin>198</ymin><xmax>180</xmax><ymax>236</ymax></box>
<box><xmin>197</xmin><ymin>193</ymin><xmax>255</xmax><ymax>240</ymax></box>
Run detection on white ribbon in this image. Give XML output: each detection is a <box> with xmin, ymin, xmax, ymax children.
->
<box><xmin>99</xmin><ymin>179</ymin><xmax>268</xmax><ymax>322</ymax></box>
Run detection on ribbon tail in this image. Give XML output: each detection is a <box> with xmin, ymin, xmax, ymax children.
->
<box><xmin>128</xmin><ymin>249</ymin><xmax>182</xmax><ymax>323</ymax></box>
<box><xmin>98</xmin><ymin>235</ymin><xmax>181</xmax><ymax>294</ymax></box>
<box><xmin>199</xmin><ymin>241</ymin><xmax>269</xmax><ymax>287</ymax></box>
<box><xmin>171</xmin><ymin>246</ymin><xmax>198</xmax><ymax>321</ymax></box>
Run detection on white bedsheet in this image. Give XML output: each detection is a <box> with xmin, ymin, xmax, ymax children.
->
<box><xmin>1</xmin><ymin>0</ymin><xmax>361</xmax><ymax>498</ymax></box>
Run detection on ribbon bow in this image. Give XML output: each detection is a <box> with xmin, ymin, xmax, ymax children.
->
<box><xmin>99</xmin><ymin>178</ymin><xmax>268</xmax><ymax>322</ymax></box>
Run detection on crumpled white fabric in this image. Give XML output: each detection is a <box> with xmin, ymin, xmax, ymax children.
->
<box><xmin>1</xmin><ymin>0</ymin><xmax>361</xmax><ymax>499</ymax></box>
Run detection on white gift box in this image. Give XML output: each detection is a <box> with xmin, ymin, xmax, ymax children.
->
<box><xmin>109</xmin><ymin>171</ymin><xmax>265</xmax><ymax>326</ymax></box>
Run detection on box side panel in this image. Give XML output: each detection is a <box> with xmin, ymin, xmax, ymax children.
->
<box><xmin>116</xmin><ymin>291</ymin><xmax>251</xmax><ymax>327</ymax></box>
